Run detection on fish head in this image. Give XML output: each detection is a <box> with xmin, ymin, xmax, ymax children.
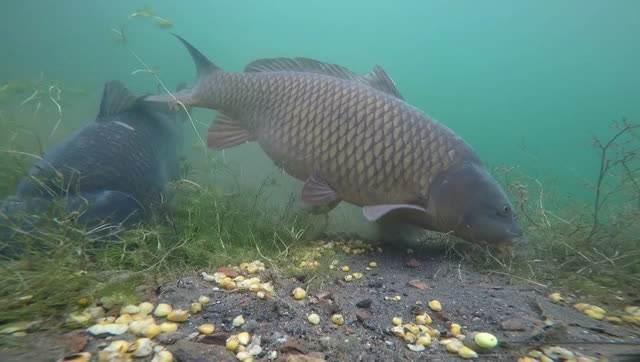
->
<box><xmin>428</xmin><ymin>162</ymin><xmax>524</xmax><ymax>247</ymax></box>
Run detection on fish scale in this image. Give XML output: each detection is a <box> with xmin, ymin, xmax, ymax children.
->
<box><xmin>203</xmin><ymin>71</ymin><xmax>467</xmax><ymax>206</ymax></box>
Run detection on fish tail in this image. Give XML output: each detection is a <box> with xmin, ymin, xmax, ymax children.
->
<box><xmin>144</xmin><ymin>34</ymin><xmax>222</xmax><ymax>109</ymax></box>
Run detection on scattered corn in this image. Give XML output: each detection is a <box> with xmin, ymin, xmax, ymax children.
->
<box><xmin>154</xmin><ymin>303</ymin><xmax>172</xmax><ymax>317</ymax></box>
<box><xmin>104</xmin><ymin>340</ymin><xmax>130</xmax><ymax>353</ymax></box>
<box><xmin>151</xmin><ymin>350</ymin><xmax>173</xmax><ymax>362</ymax></box>
<box><xmin>352</xmin><ymin>272</ymin><xmax>363</xmax><ymax>280</ymax></box>
<box><xmin>198</xmin><ymin>323</ymin><xmax>215</xmax><ymax>335</ymax></box>
<box><xmin>226</xmin><ymin>336</ymin><xmax>240</xmax><ymax>351</ymax></box>
<box><xmin>166</xmin><ymin>310</ymin><xmax>189</xmax><ymax>322</ymax></box>
<box><xmin>307</xmin><ymin>313</ymin><xmax>320</xmax><ymax>325</ymax></box>
<box><xmin>139</xmin><ymin>302</ymin><xmax>155</xmax><ymax>315</ymax></box>
<box><xmin>233</xmin><ymin>315</ymin><xmax>245</xmax><ymax>327</ymax></box>
<box><xmin>548</xmin><ymin>292</ymin><xmax>564</xmax><ymax>303</ymax></box>
<box><xmin>237</xmin><ymin>331</ymin><xmax>251</xmax><ymax>345</ymax></box>
<box><xmin>131</xmin><ymin>338</ymin><xmax>154</xmax><ymax>357</ymax></box>
<box><xmin>368</xmin><ymin>261</ymin><xmax>378</xmax><ymax>268</ymax></box>
<box><xmin>121</xmin><ymin>304</ymin><xmax>140</xmax><ymax>315</ymax></box>
<box><xmin>159</xmin><ymin>322</ymin><xmax>178</xmax><ymax>333</ymax></box>
<box><xmin>450</xmin><ymin>323</ymin><xmax>462</xmax><ymax>337</ymax></box>
<box><xmin>344</xmin><ymin>274</ymin><xmax>353</xmax><ymax>282</ymax></box>
<box><xmin>61</xmin><ymin>352</ymin><xmax>91</xmax><ymax>362</ymax></box>
<box><xmin>144</xmin><ymin>324</ymin><xmax>162</xmax><ymax>339</ymax></box>
<box><xmin>341</xmin><ymin>266</ymin><xmax>350</xmax><ymax>272</ymax></box>
<box><xmin>474</xmin><ymin>332</ymin><xmax>498</xmax><ymax>349</ymax></box>
<box><xmin>331</xmin><ymin>314</ymin><xmax>345</xmax><ymax>326</ymax></box>
<box><xmin>428</xmin><ymin>300</ymin><xmax>442</xmax><ymax>312</ymax></box>
<box><xmin>292</xmin><ymin>287</ymin><xmax>306</xmax><ymax>300</ymax></box>
<box><xmin>198</xmin><ymin>296</ymin><xmax>210</xmax><ymax>305</ymax></box>
<box><xmin>458</xmin><ymin>346</ymin><xmax>478</xmax><ymax>359</ymax></box>
<box><xmin>392</xmin><ymin>317</ymin><xmax>402</xmax><ymax>326</ymax></box>
<box><xmin>190</xmin><ymin>302</ymin><xmax>203</xmax><ymax>314</ymax></box>
<box><xmin>416</xmin><ymin>334</ymin><xmax>432</xmax><ymax>346</ymax></box>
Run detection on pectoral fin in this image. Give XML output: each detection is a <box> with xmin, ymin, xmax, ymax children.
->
<box><xmin>362</xmin><ymin>204</ymin><xmax>427</xmax><ymax>222</ymax></box>
<box><xmin>301</xmin><ymin>172</ymin><xmax>340</xmax><ymax>207</ymax></box>
<box><xmin>207</xmin><ymin>112</ymin><xmax>254</xmax><ymax>149</ymax></box>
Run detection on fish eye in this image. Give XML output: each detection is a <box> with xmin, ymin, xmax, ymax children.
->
<box><xmin>497</xmin><ymin>205</ymin><xmax>511</xmax><ymax>216</ymax></box>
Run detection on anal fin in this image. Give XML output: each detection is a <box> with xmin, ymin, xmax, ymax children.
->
<box><xmin>301</xmin><ymin>172</ymin><xmax>340</xmax><ymax>207</ymax></box>
<box><xmin>207</xmin><ymin>112</ymin><xmax>254</xmax><ymax>150</ymax></box>
<box><xmin>362</xmin><ymin>204</ymin><xmax>427</xmax><ymax>222</ymax></box>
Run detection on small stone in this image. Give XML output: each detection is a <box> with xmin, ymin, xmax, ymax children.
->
<box><xmin>407</xmin><ymin>280</ymin><xmax>428</xmax><ymax>290</ymax></box>
<box><xmin>405</xmin><ymin>258</ymin><xmax>421</xmax><ymax>268</ymax></box>
<box><xmin>500</xmin><ymin>318</ymin><xmax>528</xmax><ymax>331</ymax></box>
<box><xmin>356</xmin><ymin>299</ymin><xmax>372</xmax><ymax>308</ymax></box>
<box><xmin>407</xmin><ymin>344</ymin><xmax>425</xmax><ymax>352</ymax></box>
<box><xmin>355</xmin><ymin>309</ymin><xmax>372</xmax><ymax>322</ymax></box>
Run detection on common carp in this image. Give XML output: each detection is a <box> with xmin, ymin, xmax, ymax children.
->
<box><xmin>1</xmin><ymin>80</ymin><xmax>186</xmax><ymax>252</ymax></box>
<box><xmin>149</xmin><ymin>34</ymin><xmax>523</xmax><ymax>247</ymax></box>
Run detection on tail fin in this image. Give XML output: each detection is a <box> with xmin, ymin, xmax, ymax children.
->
<box><xmin>171</xmin><ymin>33</ymin><xmax>221</xmax><ymax>77</ymax></box>
<box><xmin>144</xmin><ymin>34</ymin><xmax>221</xmax><ymax>107</ymax></box>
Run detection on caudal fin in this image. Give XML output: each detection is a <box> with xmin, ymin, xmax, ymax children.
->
<box><xmin>143</xmin><ymin>34</ymin><xmax>222</xmax><ymax>108</ymax></box>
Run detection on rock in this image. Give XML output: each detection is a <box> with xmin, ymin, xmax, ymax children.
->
<box><xmin>284</xmin><ymin>352</ymin><xmax>327</xmax><ymax>362</ymax></box>
<box><xmin>243</xmin><ymin>319</ymin><xmax>259</xmax><ymax>332</ymax></box>
<box><xmin>500</xmin><ymin>318</ymin><xmax>529</xmax><ymax>331</ymax></box>
<box><xmin>407</xmin><ymin>280</ymin><xmax>428</xmax><ymax>290</ymax></box>
<box><xmin>168</xmin><ymin>340</ymin><xmax>236</xmax><ymax>362</ymax></box>
<box><xmin>405</xmin><ymin>258</ymin><xmax>421</xmax><ymax>268</ymax></box>
<box><xmin>356</xmin><ymin>299</ymin><xmax>372</xmax><ymax>309</ymax></box>
<box><xmin>60</xmin><ymin>332</ymin><xmax>88</xmax><ymax>353</ymax></box>
<box><xmin>216</xmin><ymin>266</ymin><xmax>238</xmax><ymax>278</ymax></box>
<box><xmin>356</xmin><ymin>309</ymin><xmax>372</xmax><ymax>322</ymax></box>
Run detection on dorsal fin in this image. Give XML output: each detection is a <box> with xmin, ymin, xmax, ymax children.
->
<box><xmin>97</xmin><ymin>81</ymin><xmax>139</xmax><ymax>120</ymax></box>
<box><xmin>172</xmin><ymin>33</ymin><xmax>220</xmax><ymax>78</ymax></box>
<box><xmin>363</xmin><ymin>66</ymin><xmax>404</xmax><ymax>100</ymax></box>
<box><xmin>244</xmin><ymin>57</ymin><xmax>403</xmax><ymax>99</ymax></box>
